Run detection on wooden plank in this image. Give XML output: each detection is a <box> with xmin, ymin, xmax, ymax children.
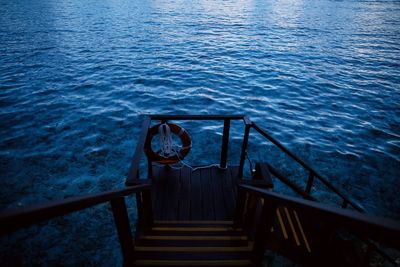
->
<box><xmin>151</xmin><ymin>165</ymin><xmax>161</xmax><ymax>218</ymax></box>
<box><xmin>136</xmin><ymin>238</ymin><xmax>249</xmax><ymax>248</ymax></box>
<box><xmin>228</xmin><ymin>166</ymin><xmax>239</xmax><ymax>198</ymax></box>
<box><xmin>190</xmin><ymin>169</ymin><xmax>202</xmax><ymax>220</ymax></box>
<box><xmin>166</xmin><ymin>167</ymin><xmax>180</xmax><ymax>220</ymax></box>
<box><xmin>220</xmin><ymin>168</ymin><xmax>235</xmax><ymax>220</ymax></box>
<box><xmin>200</xmin><ymin>168</ymin><xmax>214</xmax><ymax>220</ymax></box>
<box><xmin>152</xmin><ymin>165</ymin><xmax>166</xmax><ymax>220</ymax></box>
<box><xmin>178</xmin><ymin>167</ymin><xmax>191</xmax><ymax>220</ymax></box>
<box><xmin>158</xmin><ymin>166</ymin><xmax>171</xmax><ymax>220</ymax></box>
<box><xmin>134</xmin><ymin>250</ymin><xmax>252</xmax><ymax>260</ymax></box>
<box><xmin>133</xmin><ymin>259</ymin><xmax>253</xmax><ymax>266</ymax></box>
<box><xmin>134</xmin><ymin>245</ymin><xmax>252</xmax><ymax>252</ymax></box>
<box><xmin>140</xmin><ymin>235</ymin><xmax>247</xmax><ymax>241</ymax></box>
<box><xmin>148</xmin><ymin>228</ymin><xmax>245</xmax><ymax>237</ymax></box>
<box><xmin>210</xmin><ymin>167</ymin><xmax>228</xmax><ymax>220</ymax></box>
<box><xmin>154</xmin><ymin>221</ymin><xmax>233</xmax><ymax>225</ymax></box>
<box><xmin>150</xmin><ymin>227</ymin><xmax>242</xmax><ymax>232</ymax></box>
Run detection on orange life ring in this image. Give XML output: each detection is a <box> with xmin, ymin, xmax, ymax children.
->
<box><xmin>145</xmin><ymin>123</ymin><xmax>192</xmax><ymax>164</ymax></box>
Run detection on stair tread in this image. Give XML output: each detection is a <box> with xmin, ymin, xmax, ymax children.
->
<box><xmin>134</xmin><ymin>251</ymin><xmax>252</xmax><ymax>261</ymax></box>
<box><xmin>135</xmin><ymin>245</ymin><xmax>252</xmax><ymax>252</ymax></box>
<box><xmin>134</xmin><ymin>222</ymin><xmax>252</xmax><ymax>265</ymax></box>
<box><xmin>154</xmin><ymin>221</ymin><xmax>234</xmax><ymax>224</ymax></box>
<box><xmin>140</xmin><ymin>235</ymin><xmax>248</xmax><ymax>240</ymax></box>
<box><xmin>151</xmin><ymin>227</ymin><xmax>242</xmax><ymax>231</ymax></box>
<box><xmin>133</xmin><ymin>259</ymin><xmax>253</xmax><ymax>266</ymax></box>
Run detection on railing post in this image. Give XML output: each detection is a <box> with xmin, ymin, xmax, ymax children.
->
<box><xmin>252</xmin><ymin>198</ymin><xmax>277</xmax><ymax>266</ymax></box>
<box><xmin>238</xmin><ymin>124</ymin><xmax>251</xmax><ymax>179</ymax></box>
<box><xmin>220</xmin><ymin>119</ymin><xmax>231</xmax><ymax>169</ymax></box>
<box><xmin>110</xmin><ymin>197</ymin><xmax>135</xmax><ymax>266</ymax></box>
<box><xmin>305</xmin><ymin>172</ymin><xmax>314</xmax><ymax>194</ymax></box>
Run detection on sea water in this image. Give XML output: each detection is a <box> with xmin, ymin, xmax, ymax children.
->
<box><xmin>1</xmin><ymin>0</ymin><xmax>399</xmax><ymax>265</ymax></box>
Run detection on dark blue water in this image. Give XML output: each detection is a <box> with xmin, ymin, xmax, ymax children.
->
<box><xmin>1</xmin><ymin>0</ymin><xmax>399</xmax><ymax>265</ymax></box>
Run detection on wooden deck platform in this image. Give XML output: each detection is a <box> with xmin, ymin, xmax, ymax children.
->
<box><xmin>151</xmin><ymin>165</ymin><xmax>239</xmax><ymax>221</ymax></box>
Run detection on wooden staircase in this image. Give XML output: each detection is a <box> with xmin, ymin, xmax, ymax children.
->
<box><xmin>133</xmin><ymin>221</ymin><xmax>254</xmax><ymax>266</ymax></box>
<box><xmin>1</xmin><ymin>116</ymin><xmax>399</xmax><ymax>266</ymax></box>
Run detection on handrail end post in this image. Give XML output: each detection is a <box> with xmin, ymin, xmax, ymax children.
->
<box><xmin>238</xmin><ymin>124</ymin><xmax>251</xmax><ymax>179</ymax></box>
<box><xmin>220</xmin><ymin>119</ymin><xmax>231</xmax><ymax>169</ymax></box>
<box><xmin>252</xmin><ymin>198</ymin><xmax>277</xmax><ymax>266</ymax></box>
<box><xmin>110</xmin><ymin>197</ymin><xmax>135</xmax><ymax>265</ymax></box>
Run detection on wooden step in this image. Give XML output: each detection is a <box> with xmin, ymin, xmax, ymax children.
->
<box><xmin>133</xmin><ymin>251</ymin><xmax>252</xmax><ymax>261</ymax></box>
<box><xmin>151</xmin><ymin>227</ymin><xmax>242</xmax><ymax>232</ymax></box>
<box><xmin>154</xmin><ymin>221</ymin><xmax>234</xmax><ymax>225</ymax></box>
<box><xmin>133</xmin><ymin>222</ymin><xmax>253</xmax><ymax>266</ymax></box>
<box><xmin>133</xmin><ymin>259</ymin><xmax>253</xmax><ymax>266</ymax></box>
<box><xmin>137</xmin><ymin>235</ymin><xmax>248</xmax><ymax>247</ymax></box>
<box><xmin>139</xmin><ymin>235</ymin><xmax>248</xmax><ymax>241</ymax></box>
<box><xmin>148</xmin><ymin>226</ymin><xmax>244</xmax><ymax>236</ymax></box>
<box><xmin>135</xmin><ymin>245</ymin><xmax>252</xmax><ymax>252</ymax></box>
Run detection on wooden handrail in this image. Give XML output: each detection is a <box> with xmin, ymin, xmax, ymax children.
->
<box><xmin>128</xmin><ymin>115</ymin><xmax>362</xmax><ymax>213</ymax></box>
<box><xmin>126</xmin><ymin>115</ymin><xmax>249</xmax><ymax>185</ymax></box>
<box><xmin>148</xmin><ymin>114</ymin><xmax>246</xmax><ymax>120</ymax></box>
<box><xmin>238</xmin><ymin>184</ymin><xmax>400</xmax><ymax>249</ymax></box>
<box><xmin>250</xmin><ymin>122</ymin><xmax>364</xmax><ymax>212</ymax></box>
<box><xmin>0</xmin><ymin>184</ymin><xmax>151</xmax><ymax>235</ymax></box>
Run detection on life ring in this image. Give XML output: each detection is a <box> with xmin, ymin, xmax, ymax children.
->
<box><xmin>145</xmin><ymin>123</ymin><xmax>192</xmax><ymax>164</ymax></box>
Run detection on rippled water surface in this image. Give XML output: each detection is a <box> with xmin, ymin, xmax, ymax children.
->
<box><xmin>1</xmin><ymin>0</ymin><xmax>400</xmax><ymax>265</ymax></box>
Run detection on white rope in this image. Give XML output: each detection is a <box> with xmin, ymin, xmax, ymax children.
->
<box><xmin>158</xmin><ymin>123</ymin><xmax>174</xmax><ymax>157</ymax></box>
<box><xmin>156</xmin><ymin>123</ymin><xmax>227</xmax><ymax>171</ymax></box>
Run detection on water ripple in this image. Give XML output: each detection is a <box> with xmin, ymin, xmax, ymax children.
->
<box><xmin>1</xmin><ymin>0</ymin><xmax>400</xmax><ymax>265</ymax></box>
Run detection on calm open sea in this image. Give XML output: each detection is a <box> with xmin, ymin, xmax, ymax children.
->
<box><xmin>1</xmin><ymin>0</ymin><xmax>399</xmax><ymax>265</ymax></box>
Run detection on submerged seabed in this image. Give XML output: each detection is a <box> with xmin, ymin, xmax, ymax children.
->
<box><xmin>1</xmin><ymin>0</ymin><xmax>399</xmax><ymax>265</ymax></box>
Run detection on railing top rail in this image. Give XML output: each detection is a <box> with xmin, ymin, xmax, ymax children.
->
<box><xmin>0</xmin><ymin>184</ymin><xmax>151</xmax><ymax>235</ymax></box>
<box><xmin>148</xmin><ymin>114</ymin><xmax>246</xmax><ymax>120</ymax></box>
<box><xmin>250</xmin><ymin>122</ymin><xmax>363</xmax><ymax>212</ymax></box>
<box><xmin>126</xmin><ymin>115</ymin><xmax>362</xmax><ymax>212</ymax></box>
<box><xmin>239</xmin><ymin>184</ymin><xmax>400</xmax><ymax>248</ymax></box>
<box><xmin>126</xmin><ymin>114</ymin><xmax>248</xmax><ymax>185</ymax></box>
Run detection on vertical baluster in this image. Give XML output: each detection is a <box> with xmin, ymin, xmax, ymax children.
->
<box><xmin>238</xmin><ymin>124</ymin><xmax>251</xmax><ymax>179</ymax></box>
<box><xmin>220</xmin><ymin>119</ymin><xmax>231</xmax><ymax>169</ymax></box>
<box><xmin>305</xmin><ymin>172</ymin><xmax>315</xmax><ymax>194</ymax></box>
